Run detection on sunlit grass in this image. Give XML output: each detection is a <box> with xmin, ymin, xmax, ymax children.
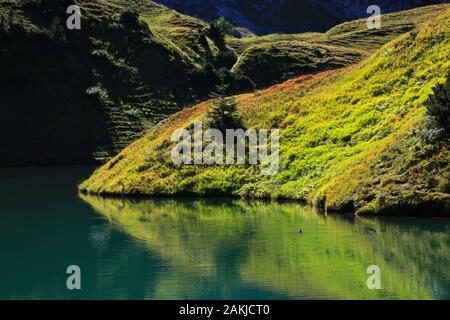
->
<box><xmin>80</xmin><ymin>7</ymin><xmax>450</xmax><ymax>215</ymax></box>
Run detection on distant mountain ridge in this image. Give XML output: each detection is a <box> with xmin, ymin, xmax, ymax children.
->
<box><xmin>155</xmin><ymin>0</ymin><xmax>450</xmax><ymax>34</ymax></box>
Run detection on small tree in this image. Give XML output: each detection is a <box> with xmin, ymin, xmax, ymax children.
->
<box><xmin>211</xmin><ymin>17</ymin><xmax>233</xmax><ymax>36</ymax></box>
<box><xmin>206</xmin><ymin>82</ymin><xmax>241</xmax><ymax>130</ymax></box>
<box><xmin>208</xmin><ymin>17</ymin><xmax>233</xmax><ymax>48</ymax></box>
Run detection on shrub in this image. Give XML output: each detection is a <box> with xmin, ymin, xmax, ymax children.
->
<box><xmin>419</xmin><ymin>127</ymin><xmax>446</xmax><ymax>143</ymax></box>
<box><xmin>425</xmin><ymin>75</ymin><xmax>450</xmax><ymax>140</ymax></box>
<box><xmin>210</xmin><ymin>17</ymin><xmax>234</xmax><ymax>36</ymax></box>
<box><xmin>207</xmin><ymin>17</ymin><xmax>234</xmax><ymax>48</ymax></box>
<box><xmin>86</xmin><ymin>86</ymin><xmax>109</xmax><ymax>105</ymax></box>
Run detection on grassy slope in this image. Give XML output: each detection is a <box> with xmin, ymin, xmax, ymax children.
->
<box><xmin>137</xmin><ymin>2</ymin><xmax>209</xmax><ymax>67</ymax></box>
<box><xmin>80</xmin><ymin>7</ymin><xmax>450</xmax><ymax>215</ymax></box>
<box><xmin>229</xmin><ymin>5</ymin><xmax>447</xmax><ymax>87</ymax></box>
<box><xmin>0</xmin><ymin>0</ymin><xmax>233</xmax><ymax>165</ymax></box>
<box><xmin>1</xmin><ymin>2</ymin><xmax>445</xmax><ymax>166</ymax></box>
<box><xmin>231</xmin><ymin>42</ymin><xmax>365</xmax><ymax>88</ymax></box>
<box><xmin>129</xmin><ymin>0</ymin><xmax>229</xmax><ymax>67</ymax></box>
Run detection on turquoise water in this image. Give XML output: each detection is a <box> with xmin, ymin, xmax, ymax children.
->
<box><xmin>0</xmin><ymin>166</ymin><xmax>449</xmax><ymax>300</ymax></box>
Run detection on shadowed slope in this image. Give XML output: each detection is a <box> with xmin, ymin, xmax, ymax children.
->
<box><xmin>0</xmin><ymin>0</ymin><xmax>239</xmax><ymax>165</ymax></box>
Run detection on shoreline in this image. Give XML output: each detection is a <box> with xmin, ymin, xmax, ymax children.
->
<box><xmin>78</xmin><ymin>189</ymin><xmax>450</xmax><ymax>218</ymax></box>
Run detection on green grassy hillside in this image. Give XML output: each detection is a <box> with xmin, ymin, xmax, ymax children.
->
<box><xmin>2</xmin><ymin>1</ymin><xmax>446</xmax><ymax>166</ymax></box>
<box><xmin>231</xmin><ymin>41</ymin><xmax>365</xmax><ymax>88</ymax></box>
<box><xmin>229</xmin><ymin>4</ymin><xmax>448</xmax><ymax>87</ymax></box>
<box><xmin>80</xmin><ymin>7</ymin><xmax>450</xmax><ymax>215</ymax></box>
<box><xmin>0</xmin><ymin>0</ymin><xmax>242</xmax><ymax>165</ymax></box>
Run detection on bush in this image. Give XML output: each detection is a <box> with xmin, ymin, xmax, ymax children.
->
<box><xmin>86</xmin><ymin>86</ymin><xmax>109</xmax><ymax>105</ymax></box>
<box><xmin>207</xmin><ymin>17</ymin><xmax>233</xmax><ymax>48</ymax></box>
<box><xmin>425</xmin><ymin>75</ymin><xmax>450</xmax><ymax>140</ymax></box>
<box><xmin>419</xmin><ymin>127</ymin><xmax>446</xmax><ymax>143</ymax></box>
<box><xmin>211</xmin><ymin>17</ymin><xmax>234</xmax><ymax>36</ymax></box>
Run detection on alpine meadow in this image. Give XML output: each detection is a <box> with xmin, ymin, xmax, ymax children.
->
<box><xmin>80</xmin><ymin>4</ymin><xmax>450</xmax><ymax>216</ymax></box>
<box><xmin>1</xmin><ymin>0</ymin><xmax>450</xmax><ymax>302</ymax></box>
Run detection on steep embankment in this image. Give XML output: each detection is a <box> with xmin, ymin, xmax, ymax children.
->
<box><xmin>2</xmin><ymin>1</ymin><xmax>445</xmax><ymax>166</ymax></box>
<box><xmin>80</xmin><ymin>8</ymin><xmax>450</xmax><ymax>215</ymax></box>
<box><xmin>0</xmin><ymin>0</ymin><xmax>240</xmax><ymax>166</ymax></box>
